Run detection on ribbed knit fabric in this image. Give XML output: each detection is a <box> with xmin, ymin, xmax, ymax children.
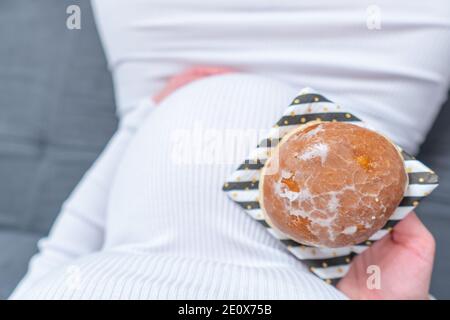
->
<box><xmin>11</xmin><ymin>74</ymin><xmax>347</xmax><ymax>299</ymax></box>
<box><xmin>92</xmin><ymin>0</ymin><xmax>450</xmax><ymax>155</ymax></box>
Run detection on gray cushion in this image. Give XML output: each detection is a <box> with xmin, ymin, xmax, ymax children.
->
<box><xmin>417</xmin><ymin>96</ymin><xmax>450</xmax><ymax>299</ymax></box>
<box><xmin>0</xmin><ymin>0</ymin><xmax>117</xmax><ymax>298</ymax></box>
<box><xmin>0</xmin><ymin>230</ymin><xmax>41</xmax><ymax>299</ymax></box>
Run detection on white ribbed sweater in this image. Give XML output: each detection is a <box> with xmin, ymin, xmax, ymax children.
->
<box><xmin>92</xmin><ymin>0</ymin><xmax>450</xmax><ymax>155</ymax></box>
<box><xmin>11</xmin><ymin>74</ymin><xmax>348</xmax><ymax>299</ymax></box>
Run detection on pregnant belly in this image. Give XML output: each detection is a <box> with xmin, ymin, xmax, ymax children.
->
<box><xmin>20</xmin><ymin>250</ymin><xmax>344</xmax><ymax>299</ymax></box>
<box><xmin>105</xmin><ymin>73</ymin><xmax>299</xmax><ymax>263</ymax></box>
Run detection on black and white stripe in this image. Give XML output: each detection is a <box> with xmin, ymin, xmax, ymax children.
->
<box><xmin>223</xmin><ymin>88</ymin><xmax>439</xmax><ymax>285</ymax></box>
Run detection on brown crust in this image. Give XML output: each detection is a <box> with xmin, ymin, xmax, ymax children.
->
<box><xmin>260</xmin><ymin>122</ymin><xmax>407</xmax><ymax>248</ymax></box>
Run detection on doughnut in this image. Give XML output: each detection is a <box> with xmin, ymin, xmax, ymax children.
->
<box><xmin>260</xmin><ymin>121</ymin><xmax>407</xmax><ymax>248</ymax></box>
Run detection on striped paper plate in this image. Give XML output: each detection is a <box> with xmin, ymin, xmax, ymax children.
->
<box><xmin>223</xmin><ymin>88</ymin><xmax>439</xmax><ymax>286</ymax></box>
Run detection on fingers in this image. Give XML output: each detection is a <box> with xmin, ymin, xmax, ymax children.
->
<box><xmin>154</xmin><ymin>66</ymin><xmax>235</xmax><ymax>104</ymax></box>
<box><xmin>180</xmin><ymin>66</ymin><xmax>235</xmax><ymax>78</ymax></box>
<box><xmin>391</xmin><ymin>212</ymin><xmax>435</xmax><ymax>262</ymax></box>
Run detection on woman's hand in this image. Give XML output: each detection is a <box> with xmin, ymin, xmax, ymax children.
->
<box><xmin>337</xmin><ymin>212</ymin><xmax>435</xmax><ymax>300</ymax></box>
<box><xmin>153</xmin><ymin>66</ymin><xmax>233</xmax><ymax>104</ymax></box>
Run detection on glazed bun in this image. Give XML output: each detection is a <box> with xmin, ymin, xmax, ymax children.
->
<box><xmin>260</xmin><ymin>121</ymin><xmax>407</xmax><ymax>248</ymax></box>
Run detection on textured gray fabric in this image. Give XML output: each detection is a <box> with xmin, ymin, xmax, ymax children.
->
<box><xmin>417</xmin><ymin>98</ymin><xmax>450</xmax><ymax>299</ymax></box>
<box><xmin>0</xmin><ymin>0</ymin><xmax>448</xmax><ymax>300</ymax></box>
<box><xmin>0</xmin><ymin>0</ymin><xmax>117</xmax><ymax>298</ymax></box>
<box><xmin>0</xmin><ymin>230</ymin><xmax>41</xmax><ymax>299</ymax></box>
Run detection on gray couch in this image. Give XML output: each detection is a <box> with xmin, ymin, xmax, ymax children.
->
<box><xmin>0</xmin><ymin>0</ymin><xmax>448</xmax><ymax>299</ymax></box>
<box><xmin>0</xmin><ymin>0</ymin><xmax>117</xmax><ymax>298</ymax></box>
